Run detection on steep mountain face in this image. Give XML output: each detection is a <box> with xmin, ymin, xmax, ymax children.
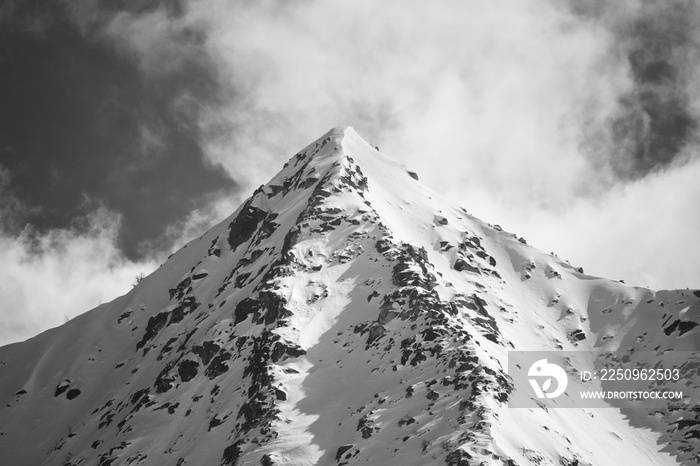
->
<box><xmin>0</xmin><ymin>127</ymin><xmax>698</xmax><ymax>466</ymax></box>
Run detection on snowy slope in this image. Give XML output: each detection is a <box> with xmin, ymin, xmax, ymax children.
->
<box><xmin>0</xmin><ymin>127</ymin><xmax>698</xmax><ymax>466</ymax></box>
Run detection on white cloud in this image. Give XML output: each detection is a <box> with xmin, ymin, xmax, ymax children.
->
<box><xmin>0</xmin><ymin>207</ymin><xmax>158</xmax><ymax>346</ymax></box>
<box><xmin>509</xmin><ymin>156</ymin><xmax>700</xmax><ymax>290</ymax></box>
<box><xmin>189</xmin><ymin>0</ymin><xmax>621</xmax><ymax>196</ymax></box>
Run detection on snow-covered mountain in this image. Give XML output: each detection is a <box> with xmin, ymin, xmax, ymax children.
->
<box><xmin>0</xmin><ymin>127</ymin><xmax>698</xmax><ymax>466</ymax></box>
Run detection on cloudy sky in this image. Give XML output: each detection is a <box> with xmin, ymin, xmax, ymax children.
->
<box><xmin>1</xmin><ymin>0</ymin><xmax>698</xmax><ymax>346</ymax></box>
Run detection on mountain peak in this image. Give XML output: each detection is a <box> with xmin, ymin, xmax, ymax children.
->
<box><xmin>0</xmin><ymin>128</ymin><xmax>698</xmax><ymax>465</ymax></box>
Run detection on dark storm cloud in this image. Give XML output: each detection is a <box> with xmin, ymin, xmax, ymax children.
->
<box><xmin>0</xmin><ymin>0</ymin><xmax>236</xmax><ymax>259</ymax></box>
<box><xmin>570</xmin><ymin>0</ymin><xmax>700</xmax><ymax>179</ymax></box>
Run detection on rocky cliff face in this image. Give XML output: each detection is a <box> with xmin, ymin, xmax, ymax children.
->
<box><xmin>0</xmin><ymin>127</ymin><xmax>698</xmax><ymax>465</ymax></box>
